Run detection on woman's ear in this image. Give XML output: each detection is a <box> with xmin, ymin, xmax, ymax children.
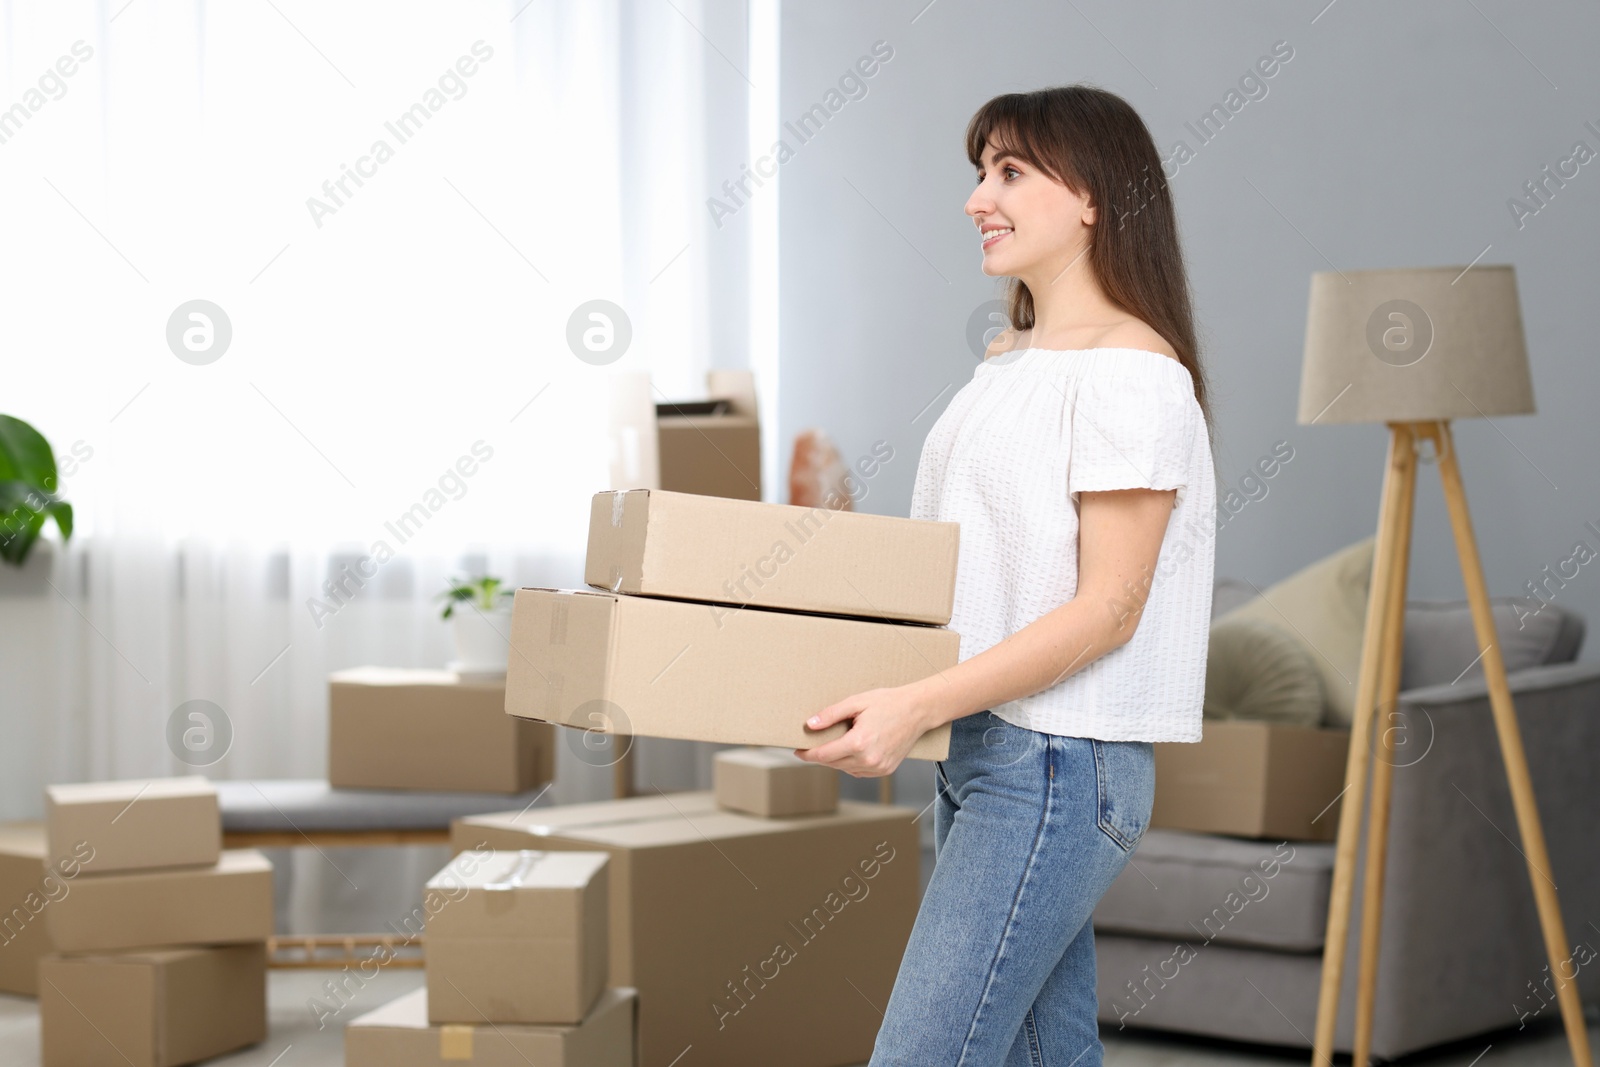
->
<box><xmin>1083</xmin><ymin>198</ymin><xmax>1098</xmax><ymax>226</ymax></box>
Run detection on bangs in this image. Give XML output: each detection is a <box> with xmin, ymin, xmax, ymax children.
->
<box><xmin>964</xmin><ymin>94</ymin><xmax>1067</xmax><ymax>184</ymax></box>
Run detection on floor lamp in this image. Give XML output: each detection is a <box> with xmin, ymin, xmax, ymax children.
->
<box><xmin>1297</xmin><ymin>265</ymin><xmax>1592</xmax><ymax>1066</ymax></box>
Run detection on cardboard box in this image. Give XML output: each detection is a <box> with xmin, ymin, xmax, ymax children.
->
<box><xmin>0</xmin><ymin>823</ymin><xmax>61</xmax><ymax>996</ymax></box>
<box><xmin>46</xmin><ymin>849</ymin><xmax>274</xmax><ymax>952</ymax></box>
<box><xmin>453</xmin><ymin>791</ymin><xmax>920</xmax><ymax>1067</ymax></box>
<box><xmin>329</xmin><ymin>667</ymin><xmax>555</xmax><ymax>793</ymax></box>
<box><xmin>658</xmin><ymin>411</ymin><xmax>761</xmax><ymax>500</ymax></box>
<box><xmin>586</xmin><ymin>489</ymin><xmax>960</xmax><ymax>624</ymax></box>
<box><xmin>1152</xmin><ymin>720</ymin><xmax>1351</xmax><ymax>841</ymax></box>
<box><xmin>347</xmin><ymin>986</ymin><xmax>637</xmax><ymax>1067</ymax></box>
<box><xmin>714</xmin><ymin>747</ymin><xmax>839</xmax><ymax>818</ymax></box>
<box><xmin>45</xmin><ymin>777</ymin><xmax>219</xmax><ymax>874</ymax></box>
<box><xmin>608</xmin><ymin>369</ymin><xmax>762</xmax><ymax>501</ymax></box>
<box><xmin>505</xmin><ymin>587</ymin><xmax>955</xmax><ymax>761</ymax></box>
<box><xmin>39</xmin><ymin>942</ymin><xmax>266</xmax><ymax>1067</ymax></box>
<box><xmin>425</xmin><ymin>849</ymin><xmax>609</xmax><ymax>1025</ymax></box>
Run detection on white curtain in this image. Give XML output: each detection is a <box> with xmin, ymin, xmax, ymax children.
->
<box><xmin>0</xmin><ymin>0</ymin><xmax>760</xmax><ymax>818</ymax></box>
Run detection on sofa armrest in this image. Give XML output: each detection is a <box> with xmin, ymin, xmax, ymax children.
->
<box><xmin>1351</xmin><ymin>659</ymin><xmax>1600</xmax><ymax>1052</ymax></box>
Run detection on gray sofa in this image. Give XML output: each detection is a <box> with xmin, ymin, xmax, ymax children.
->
<box><xmin>1091</xmin><ymin>578</ymin><xmax>1599</xmax><ymax>1059</ymax></box>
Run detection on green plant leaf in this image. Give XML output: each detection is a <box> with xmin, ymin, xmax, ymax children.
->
<box><xmin>47</xmin><ymin>499</ymin><xmax>73</xmax><ymax>541</ymax></box>
<box><xmin>0</xmin><ymin>417</ymin><xmax>73</xmax><ymax>567</ymax></box>
<box><xmin>0</xmin><ymin>480</ymin><xmax>48</xmax><ymax>565</ymax></box>
<box><xmin>0</xmin><ymin>415</ymin><xmax>60</xmax><ymax>491</ymax></box>
<box><xmin>436</xmin><ymin>574</ymin><xmax>509</xmax><ymax>620</ymax></box>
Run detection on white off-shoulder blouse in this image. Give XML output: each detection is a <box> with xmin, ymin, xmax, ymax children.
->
<box><xmin>909</xmin><ymin>347</ymin><xmax>1217</xmax><ymax>742</ymax></box>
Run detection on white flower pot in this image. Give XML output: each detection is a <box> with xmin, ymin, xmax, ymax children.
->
<box><xmin>449</xmin><ymin>604</ymin><xmax>512</xmax><ymax>677</ymax></box>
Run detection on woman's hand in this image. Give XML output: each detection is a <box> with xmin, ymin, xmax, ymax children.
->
<box><xmin>793</xmin><ymin>684</ymin><xmax>931</xmax><ymax>778</ymax></box>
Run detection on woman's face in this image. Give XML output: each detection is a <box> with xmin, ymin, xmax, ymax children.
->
<box><xmin>964</xmin><ymin>138</ymin><xmax>1094</xmax><ymax>280</ymax></box>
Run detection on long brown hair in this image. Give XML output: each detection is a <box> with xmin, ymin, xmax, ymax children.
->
<box><xmin>966</xmin><ymin>85</ymin><xmax>1213</xmax><ymax>438</ymax></box>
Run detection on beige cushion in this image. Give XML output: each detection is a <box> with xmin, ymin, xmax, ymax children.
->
<box><xmin>1213</xmin><ymin>537</ymin><xmax>1374</xmax><ymax>727</ymax></box>
<box><xmin>1204</xmin><ymin>617</ymin><xmax>1326</xmax><ymax>726</ymax></box>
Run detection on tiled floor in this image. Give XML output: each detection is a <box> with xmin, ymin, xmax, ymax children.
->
<box><xmin>4</xmin><ymin>970</ymin><xmax>1595</xmax><ymax>1066</ymax></box>
<box><xmin>4</xmin><ymin>841</ymin><xmax>1595</xmax><ymax>1065</ymax></box>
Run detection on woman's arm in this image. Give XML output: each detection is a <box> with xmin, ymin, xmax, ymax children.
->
<box><xmin>795</xmin><ymin>485</ymin><xmax>1178</xmax><ymax>776</ymax></box>
<box><xmin>907</xmin><ymin>486</ymin><xmax>1177</xmax><ymax>729</ymax></box>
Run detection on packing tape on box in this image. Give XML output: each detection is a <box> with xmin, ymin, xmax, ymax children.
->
<box><xmin>516</xmin><ymin>810</ymin><xmax>682</xmax><ymax>836</ymax></box>
<box><xmin>485</xmin><ymin>849</ymin><xmax>544</xmax><ymax>889</ymax></box>
<box><xmin>609</xmin><ymin>564</ymin><xmax>623</xmax><ymax>592</ymax></box>
<box><xmin>549</xmin><ymin>601</ymin><xmax>569</xmax><ymax>646</ymax></box>
<box><xmin>439</xmin><ymin>1024</ymin><xmax>474</xmax><ymax>1060</ymax></box>
<box><xmin>611</xmin><ymin>491</ymin><xmax>626</xmax><ymax>526</ymax></box>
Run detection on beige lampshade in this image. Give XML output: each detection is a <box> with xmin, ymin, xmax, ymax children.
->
<box><xmin>1296</xmin><ymin>264</ymin><xmax>1535</xmax><ymax>425</ymax></box>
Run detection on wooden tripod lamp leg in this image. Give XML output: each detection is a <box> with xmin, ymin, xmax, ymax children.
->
<box><xmin>1432</xmin><ymin>421</ymin><xmax>1594</xmax><ymax>1067</ymax></box>
<box><xmin>1352</xmin><ymin>422</ymin><xmax>1421</xmax><ymax>1065</ymax></box>
<box><xmin>1311</xmin><ymin>423</ymin><xmax>1416</xmax><ymax>1066</ymax></box>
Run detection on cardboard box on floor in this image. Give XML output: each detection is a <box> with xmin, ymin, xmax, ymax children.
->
<box><xmin>453</xmin><ymin>791</ymin><xmax>920</xmax><ymax>1067</ymax></box>
<box><xmin>607</xmin><ymin>369</ymin><xmax>762</xmax><ymax>501</ymax></box>
<box><xmin>1151</xmin><ymin>719</ymin><xmax>1351</xmax><ymax>841</ymax></box>
<box><xmin>505</xmin><ymin>587</ymin><xmax>955</xmax><ymax>760</ymax></box>
<box><xmin>45</xmin><ymin>777</ymin><xmax>219</xmax><ymax>874</ymax></box>
<box><xmin>586</xmin><ymin>489</ymin><xmax>960</xmax><ymax>624</ymax></box>
<box><xmin>714</xmin><ymin>747</ymin><xmax>839</xmax><ymax>818</ymax></box>
<box><xmin>39</xmin><ymin>942</ymin><xmax>266</xmax><ymax>1067</ymax></box>
<box><xmin>424</xmin><ymin>849</ymin><xmax>609</xmax><ymax>1025</ymax></box>
<box><xmin>346</xmin><ymin>986</ymin><xmax>637</xmax><ymax>1067</ymax></box>
<box><xmin>0</xmin><ymin>823</ymin><xmax>60</xmax><ymax>996</ymax></box>
<box><xmin>329</xmin><ymin>667</ymin><xmax>555</xmax><ymax>793</ymax></box>
<box><xmin>46</xmin><ymin>849</ymin><xmax>274</xmax><ymax>952</ymax></box>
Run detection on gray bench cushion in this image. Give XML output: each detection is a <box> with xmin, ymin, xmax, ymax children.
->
<box><xmin>215</xmin><ymin>779</ymin><xmax>549</xmax><ymax>833</ymax></box>
<box><xmin>1092</xmin><ymin>829</ymin><xmax>1335</xmax><ymax>952</ymax></box>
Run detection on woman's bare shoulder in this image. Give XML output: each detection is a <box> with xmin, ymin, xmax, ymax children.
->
<box><xmin>984</xmin><ymin>326</ymin><xmax>1028</xmax><ymax>360</ymax></box>
<box><xmin>1096</xmin><ymin>321</ymin><xmax>1179</xmax><ymax>361</ymax></box>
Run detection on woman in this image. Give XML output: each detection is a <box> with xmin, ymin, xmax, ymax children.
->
<box><xmin>794</xmin><ymin>84</ymin><xmax>1217</xmax><ymax>1066</ymax></box>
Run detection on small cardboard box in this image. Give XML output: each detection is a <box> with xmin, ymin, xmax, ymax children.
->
<box><xmin>504</xmin><ymin>587</ymin><xmax>955</xmax><ymax>761</ymax></box>
<box><xmin>347</xmin><ymin>986</ymin><xmax>637</xmax><ymax>1067</ymax></box>
<box><xmin>657</xmin><ymin>408</ymin><xmax>761</xmax><ymax>500</ymax></box>
<box><xmin>586</xmin><ymin>489</ymin><xmax>960</xmax><ymax>624</ymax></box>
<box><xmin>425</xmin><ymin>849</ymin><xmax>609</xmax><ymax>1025</ymax></box>
<box><xmin>608</xmin><ymin>369</ymin><xmax>762</xmax><ymax>501</ymax></box>
<box><xmin>46</xmin><ymin>849</ymin><xmax>274</xmax><ymax>953</ymax></box>
<box><xmin>0</xmin><ymin>823</ymin><xmax>62</xmax><ymax>996</ymax></box>
<box><xmin>329</xmin><ymin>667</ymin><xmax>555</xmax><ymax>793</ymax></box>
<box><xmin>45</xmin><ymin>777</ymin><xmax>219</xmax><ymax>874</ymax></box>
<box><xmin>1151</xmin><ymin>720</ymin><xmax>1351</xmax><ymax>841</ymax></box>
<box><xmin>714</xmin><ymin>747</ymin><xmax>839</xmax><ymax>818</ymax></box>
<box><xmin>39</xmin><ymin>942</ymin><xmax>267</xmax><ymax>1067</ymax></box>
<box><xmin>453</xmin><ymin>791</ymin><xmax>919</xmax><ymax>1067</ymax></box>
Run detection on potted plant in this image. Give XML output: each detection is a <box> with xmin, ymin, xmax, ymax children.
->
<box><xmin>436</xmin><ymin>575</ymin><xmax>514</xmax><ymax>677</ymax></box>
<box><xmin>0</xmin><ymin>415</ymin><xmax>74</xmax><ymax>567</ymax></box>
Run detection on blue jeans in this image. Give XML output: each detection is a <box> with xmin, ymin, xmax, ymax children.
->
<box><xmin>869</xmin><ymin>710</ymin><xmax>1155</xmax><ymax>1067</ymax></box>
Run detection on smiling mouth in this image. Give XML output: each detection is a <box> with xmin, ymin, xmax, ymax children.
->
<box><xmin>981</xmin><ymin>227</ymin><xmax>1012</xmax><ymax>250</ymax></box>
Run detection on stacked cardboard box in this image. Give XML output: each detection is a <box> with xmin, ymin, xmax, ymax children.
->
<box><xmin>608</xmin><ymin>368</ymin><xmax>764</xmax><ymax>501</ymax></box>
<box><xmin>714</xmin><ymin>747</ymin><xmax>839</xmax><ymax>818</ymax></box>
<box><xmin>0</xmin><ymin>824</ymin><xmax>59</xmax><ymax>996</ymax></box>
<box><xmin>346</xmin><ymin>848</ymin><xmax>636</xmax><ymax>1066</ymax></box>
<box><xmin>505</xmin><ymin>488</ymin><xmax>963</xmax><ymax>758</ymax></box>
<box><xmin>346</xmin><ymin>986</ymin><xmax>637</xmax><ymax>1066</ymax></box>
<box><xmin>454</xmin><ymin>791</ymin><xmax>921</xmax><ymax>1067</ymax></box>
<box><xmin>37</xmin><ymin>777</ymin><xmax>271</xmax><ymax>1066</ymax></box>
<box><xmin>328</xmin><ymin>667</ymin><xmax>555</xmax><ymax>793</ymax></box>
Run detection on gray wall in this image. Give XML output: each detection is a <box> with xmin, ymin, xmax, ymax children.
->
<box><xmin>777</xmin><ymin>1</ymin><xmax>1600</xmax><ymax>653</ymax></box>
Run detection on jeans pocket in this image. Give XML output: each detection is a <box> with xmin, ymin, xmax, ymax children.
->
<box><xmin>1092</xmin><ymin>739</ymin><xmax>1155</xmax><ymax>853</ymax></box>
